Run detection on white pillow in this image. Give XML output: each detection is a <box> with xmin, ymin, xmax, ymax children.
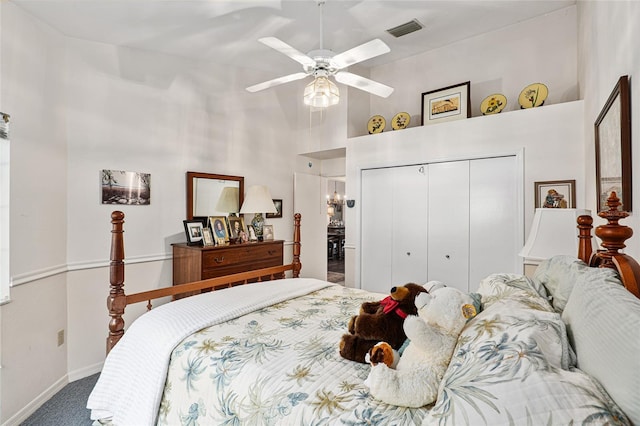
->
<box><xmin>562</xmin><ymin>274</ymin><xmax>640</xmax><ymax>425</ymax></box>
<box><xmin>533</xmin><ymin>255</ymin><xmax>619</xmax><ymax>312</ymax></box>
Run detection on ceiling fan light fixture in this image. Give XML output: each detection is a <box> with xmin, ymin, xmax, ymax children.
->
<box><xmin>303</xmin><ymin>75</ymin><xmax>340</xmax><ymax>108</ymax></box>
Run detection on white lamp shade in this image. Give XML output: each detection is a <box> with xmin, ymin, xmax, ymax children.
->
<box><xmin>215</xmin><ymin>187</ymin><xmax>239</xmax><ymax>213</ymax></box>
<box><xmin>519</xmin><ymin>208</ymin><xmax>591</xmax><ymax>262</ymax></box>
<box><xmin>240</xmin><ymin>185</ymin><xmax>277</xmax><ymax>214</ymax></box>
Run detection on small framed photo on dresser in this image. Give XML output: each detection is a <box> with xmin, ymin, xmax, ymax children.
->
<box><xmin>202</xmin><ymin>227</ymin><xmax>215</xmax><ymax>246</ymax></box>
<box><xmin>262</xmin><ymin>225</ymin><xmax>274</xmax><ymax>241</ymax></box>
<box><xmin>183</xmin><ymin>220</ymin><xmax>204</xmax><ymax>245</ymax></box>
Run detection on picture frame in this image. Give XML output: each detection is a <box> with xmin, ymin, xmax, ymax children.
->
<box><xmin>595</xmin><ymin>75</ymin><xmax>632</xmax><ymax>212</ymax></box>
<box><xmin>266</xmin><ymin>199</ymin><xmax>283</xmax><ymax>218</ymax></box>
<box><xmin>183</xmin><ymin>220</ymin><xmax>204</xmax><ymax>245</ymax></box>
<box><xmin>202</xmin><ymin>227</ymin><xmax>215</xmax><ymax>246</ymax></box>
<box><xmin>262</xmin><ymin>224</ymin><xmax>274</xmax><ymax>241</ymax></box>
<box><xmin>421</xmin><ymin>81</ymin><xmax>471</xmax><ymax>126</ymax></box>
<box><xmin>227</xmin><ymin>216</ymin><xmax>246</xmax><ymax>241</ymax></box>
<box><xmin>534</xmin><ymin>180</ymin><xmax>576</xmax><ymax>209</ymax></box>
<box><xmin>247</xmin><ymin>224</ymin><xmax>258</xmax><ymax>242</ymax></box>
<box><xmin>208</xmin><ymin>216</ymin><xmax>229</xmax><ymax>243</ymax></box>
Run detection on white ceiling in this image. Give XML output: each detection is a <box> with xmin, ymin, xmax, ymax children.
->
<box><xmin>12</xmin><ymin>0</ymin><xmax>575</xmax><ymax>80</ymax></box>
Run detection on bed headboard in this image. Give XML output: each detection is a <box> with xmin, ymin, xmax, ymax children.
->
<box><xmin>576</xmin><ymin>191</ymin><xmax>640</xmax><ymax>298</ymax></box>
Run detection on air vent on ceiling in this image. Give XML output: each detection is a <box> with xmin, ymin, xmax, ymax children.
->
<box><xmin>386</xmin><ymin>19</ymin><xmax>424</xmax><ymax>38</ymax></box>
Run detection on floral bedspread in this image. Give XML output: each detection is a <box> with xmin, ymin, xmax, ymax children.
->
<box><xmin>158</xmin><ymin>284</ymin><xmax>427</xmax><ymax>425</ymax></box>
<box><xmin>157</xmin><ymin>279</ymin><xmax>631</xmax><ymax>426</ymax></box>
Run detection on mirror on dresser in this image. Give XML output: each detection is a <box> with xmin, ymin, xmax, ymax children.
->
<box><xmin>186</xmin><ymin>172</ymin><xmax>245</xmax><ymax>221</ymax></box>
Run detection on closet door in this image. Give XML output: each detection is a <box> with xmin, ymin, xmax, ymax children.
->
<box><xmin>427</xmin><ymin>161</ymin><xmax>470</xmax><ymax>292</ymax></box>
<box><xmin>469</xmin><ymin>156</ymin><xmax>519</xmax><ymax>289</ymax></box>
<box><xmin>391</xmin><ymin>165</ymin><xmax>428</xmax><ymax>286</ymax></box>
<box><xmin>361</xmin><ymin>168</ymin><xmax>393</xmax><ymax>293</ymax></box>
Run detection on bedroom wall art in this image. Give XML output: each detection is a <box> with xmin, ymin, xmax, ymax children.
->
<box><xmin>534</xmin><ymin>180</ymin><xmax>576</xmax><ymax>209</ymax></box>
<box><xmin>421</xmin><ymin>81</ymin><xmax>471</xmax><ymax>126</ymax></box>
<box><xmin>595</xmin><ymin>75</ymin><xmax>631</xmax><ymax>212</ymax></box>
<box><xmin>480</xmin><ymin>94</ymin><xmax>507</xmax><ymax>115</ymax></box>
<box><xmin>101</xmin><ymin>169</ymin><xmax>150</xmax><ymax>205</ymax></box>
<box><xmin>266</xmin><ymin>199</ymin><xmax>283</xmax><ymax>218</ymax></box>
<box><xmin>518</xmin><ymin>83</ymin><xmax>548</xmax><ymax>108</ymax></box>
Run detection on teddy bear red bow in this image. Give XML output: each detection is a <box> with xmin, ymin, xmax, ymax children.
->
<box><xmin>339</xmin><ymin>283</ymin><xmax>427</xmax><ymax>364</ymax></box>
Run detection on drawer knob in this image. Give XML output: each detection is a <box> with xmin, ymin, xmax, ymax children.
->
<box><xmin>214</xmin><ymin>256</ymin><xmax>225</xmax><ymax>263</ymax></box>
<box><xmin>268</xmin><ymin>250</ymin><xmax>275</xmax><ymax>255</ymax></box>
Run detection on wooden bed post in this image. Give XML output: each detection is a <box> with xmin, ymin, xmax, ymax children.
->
<box><xmin>292</xmin><ymin>213</ymin><xmax>302</xmax><ymax>278</ymax></box>
<box><xmin>107</xmin><ymin>211</ymin><xmax>126</xmax><ymax>354</ymax></box>
<box><xmin>590</xmin><ymin>191</ymin><xmax>640</xmax><ymax>298</ymax></box>
<box><xmin>577</xmin><ymin>214</ymin><xmax>593</xmax><ymax>264</ymax></box>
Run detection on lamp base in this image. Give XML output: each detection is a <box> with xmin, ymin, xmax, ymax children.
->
<box><xmin>252</xmin><ymin>213</ymin><xmax>265</xmax><ymax>241</ymax></box>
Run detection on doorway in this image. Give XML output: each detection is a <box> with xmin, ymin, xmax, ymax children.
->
<box><xmin>327</xmin><ymin>179</ymin><xmax>345</xmax><ymax>284</ymax></box>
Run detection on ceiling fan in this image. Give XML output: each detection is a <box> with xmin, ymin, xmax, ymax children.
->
<box><xmin>245</xmin><ymin>0</ymin><xmax>394</xmax><ymax>107</ymax></box>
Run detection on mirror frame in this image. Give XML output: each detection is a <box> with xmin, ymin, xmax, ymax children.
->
<box><xmin>186</xmin><ymin>172</ymin><xmax>244</xmax><ymax>220</ymax></box>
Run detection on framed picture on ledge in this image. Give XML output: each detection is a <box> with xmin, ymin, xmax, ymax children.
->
<box><xmin>421</xmin><ymin>81</ymin><xmax>471</xmax><ymax>126</ymax></box>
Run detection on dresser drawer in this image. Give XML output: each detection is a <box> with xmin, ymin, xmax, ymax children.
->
<box><xmin>201</xmin><ymin>243</ymin><xmax>282</xmax><ymax>270</ymax></box>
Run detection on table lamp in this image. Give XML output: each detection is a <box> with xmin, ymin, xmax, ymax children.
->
<box><xmin>240</xmin><ymin>185</ymin><xmax>277</xmax><ymax>241</ymax></box>
<box><xmin>519</xmin><ymin>208</ymin><xmax>591</xmax><ymax>263</ymax></box>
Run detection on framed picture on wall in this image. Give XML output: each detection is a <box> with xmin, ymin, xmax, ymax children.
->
<box><xmin>595</xmin><ymin>75</ymin><xmax>631</xmax><ymax>212</ymax></box>
<box><xmin>266</xmin><ymin>199</ymin><xmax>283</xmax><ymax>218</ymax></box>
<box><xmin>183</xmin><ymin>220</ymin><xmax>204</xmax><ymax>245</ymax></box>
<box><xmin>421</xmin><ymin>81</ymin><xmax>471</xmax><ymax>126</ymax></box>
<box><xmin>534</xmin><ymin>180</ymin><xmax>576</xmax><ymax>209</ymax></box>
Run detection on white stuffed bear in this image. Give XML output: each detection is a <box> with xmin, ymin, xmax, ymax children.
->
<box><xmin>364</xmin><ymin>286</ymin><xmax>478</xmax><ymax>408</ymax></box>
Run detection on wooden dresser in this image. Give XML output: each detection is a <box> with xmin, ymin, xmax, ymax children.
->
<box><xmin>172</xmin><ymin>240</ymin><xmax>284</xmax><ymax>291</ymax></box>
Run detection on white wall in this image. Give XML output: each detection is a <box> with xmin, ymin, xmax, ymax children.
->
<box><xmin>577</xmin><ymin>0</ymin><xmax>640</xmax><ymax>258</ymax></box>
<box><xmin>1</xmin><ymin>3</ymin><xmax>68</xmax><ymax>422</ymax></box>
<box><xmin>0</xmin><ymin>3</ymin><xmax>307</xmax><ymax>422</ymax></box>
<box><xmin>367</xmin><ymin>6</ymin><xmax>578</xmax><ymax>136</ymax></box>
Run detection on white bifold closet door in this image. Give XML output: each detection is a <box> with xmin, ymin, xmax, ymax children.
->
<box><xmin>468</xmin><ymin>156</ymin><xmax>519</xmax><ymax>289</ymax></box>
<box><xmin>427</xmin><ymin>161</ymin><xmax>470</xmax><ymax>292</ymax></box>
<box><xmin>361</xmin><ymin>156</ymin><xmax>518</xmax><ymax>293</ymax></box>
<box><xmin>361</xmin><ymin>165</ymin><xmax>428</xmax><ymax>294</ymax></box>
<box><xmin>426</xmin><ymin>157</ymin><xmax>518</xmax><ymax>292</ymax></box>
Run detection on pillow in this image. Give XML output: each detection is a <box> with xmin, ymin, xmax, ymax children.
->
<box><xmin>562</xmin><ymin>274</ymin><xmax>640</xmax><ymax>425</ymax></box>
<box><xmin>533</xmin><ymin>255</ymin><xmax>619</xmax><ymax>312</ymax></box>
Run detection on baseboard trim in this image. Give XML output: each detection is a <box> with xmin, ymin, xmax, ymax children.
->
<box><xmin>68</xmin><ymin>361</ymin><xmax>103</xmax><ymax>382</ymax></box>
<box><xmin>2</xmin><ymin>375</ymin><xmax>68</xmax><ymax>426</ymax></box>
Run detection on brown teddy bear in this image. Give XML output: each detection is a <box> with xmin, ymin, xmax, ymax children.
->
<box><xmin>339</xmin><ymin>283</ymin><xmax>427</xmax><ymax>363</ymax></box>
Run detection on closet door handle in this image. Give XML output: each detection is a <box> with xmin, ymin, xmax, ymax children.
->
<box><xmin>406</xmin><ymin>252</ymin><xmax>411</xmax><ymax>256</ymax></box>
<box><xmin>445</xmin><ymin>255</ymin><xmax>450</xmax><ymax>259</ymax></box>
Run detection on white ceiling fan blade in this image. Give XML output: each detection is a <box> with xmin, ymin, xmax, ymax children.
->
<box><xmin>335</xmin><ymin>71</ymin><xmax>394</xmax><ymax>98</ymax></box>
<box><xmin>259</xmin><ymin>37</ymin><xmax>316</xmax><ymax>68</ymax></box>
<box><xmin>246</xmin><ymin>72</ymin><xmax>308</xmax><ymax>93</ymax></box>
<box><xmin>331</xmin><ymin>39</ymin><xmax>390</xmax><ymax>70</ymax></box>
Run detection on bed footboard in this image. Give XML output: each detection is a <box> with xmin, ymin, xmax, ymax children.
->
<box><xmin>106</xmin><ymin>212</ymin><xmax>302</xmax><ymax>354</ymax></box>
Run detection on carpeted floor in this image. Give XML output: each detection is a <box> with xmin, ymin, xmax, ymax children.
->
<box><xmin>20</xmin><ymin>373</ymin><xmax>99</xmax><ymax>426</ymax></box>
